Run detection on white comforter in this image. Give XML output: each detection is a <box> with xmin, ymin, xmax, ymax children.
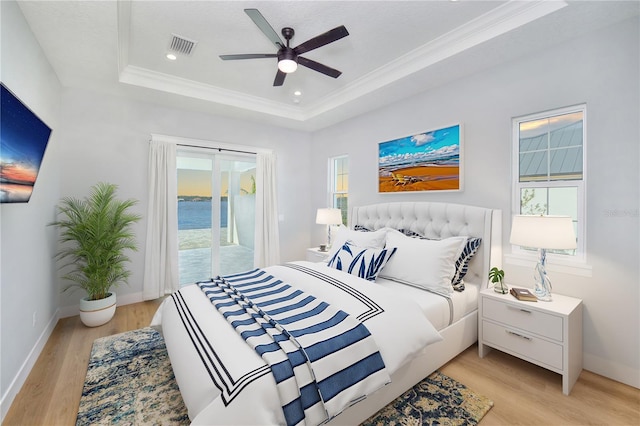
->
<box><xmin>151</xmin><ymin>261</ymin><xmax>442</xmax><ymax>425</ymax></box>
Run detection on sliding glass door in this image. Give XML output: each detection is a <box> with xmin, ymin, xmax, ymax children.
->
<box><xmin>177</xmin><ymin>150</ymin><xmax>256</xmax><ymax>286</ymax></box>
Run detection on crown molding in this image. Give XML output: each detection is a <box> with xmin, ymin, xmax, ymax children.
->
<box><xmin>118</xmin><ymin>65</ymin><xmax>307</xmax><ymax>120</ymax></box>
<box><xmin>116</xmin><ymin>0</ymin><xmax>131</xmax><ymax>76</ymax></box>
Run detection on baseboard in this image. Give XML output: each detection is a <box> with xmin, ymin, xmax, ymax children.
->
<box><xmin>0</xmin><ymin>308</ymin><xmax>59</xmax><ymax>422</ymax></box>
<box><xmin>584</xmin><ymin>353</ymin><xmax>640</xmax><ymax>389</ymax></box>
<box><xmin>58</xmin><ymin>291</ymin><xmax>145</xmax><ymax>318</ymax></box>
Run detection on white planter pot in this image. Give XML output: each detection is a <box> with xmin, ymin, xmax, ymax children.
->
<box><xmin>79</xmin><ymin>292</ymin><xmax>116</xmax><ymax>327</ymax></box>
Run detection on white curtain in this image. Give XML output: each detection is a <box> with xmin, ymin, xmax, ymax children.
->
<box><xmin>254</xmin><ymin>152</ymin><xmax>281</xmax><ymax>267</ymax></box>
<box><xmin>143</xmin><ymin>140</ymin><xmax>179</xmax><ymax>300</ymax></box>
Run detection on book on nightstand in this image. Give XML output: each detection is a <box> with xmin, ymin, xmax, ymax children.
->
<box><xmin>510</xmin><ymin>287</ymin><xmax>538</xmax><ymax>302</ymax></box>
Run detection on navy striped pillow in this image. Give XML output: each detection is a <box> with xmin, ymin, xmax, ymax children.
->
<box><xmin>452</xmin><ymin>237</ymin><xmax>482</xmax><ymax>291</ymax></box>
<box><xmin>327</xmin><ymin>242</ymin><xmax>397</xmax><ymax>281</ymax></box>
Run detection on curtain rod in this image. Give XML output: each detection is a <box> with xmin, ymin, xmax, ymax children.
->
<box><xmin>176</xmin><ymin>143</ymin><xmax>256</xmax><ymax>155</ymax></box>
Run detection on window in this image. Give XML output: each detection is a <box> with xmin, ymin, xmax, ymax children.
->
<box><xmin>329</xmin><ymin>155</ymin><xmax>348</xmax><ymax>225</ymax></box>
<box><xmin>513</xmin><ymin>105</ymin><xmax>586</xmax><ymax>259</ymax></box>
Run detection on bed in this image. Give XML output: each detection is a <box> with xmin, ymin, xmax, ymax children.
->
<box><xmin>151</xmin><ymin>201</ymin><xmax>501</xmax><ymax>425</ymax></box>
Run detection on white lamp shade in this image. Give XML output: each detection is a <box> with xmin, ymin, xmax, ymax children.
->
<box><xmin>316</xmin><ymin>208</ymin><xmax>342</xmax><ymax>225</ymax></box>
<box><xmin>510</xmin><ymin>215</ymin><xmax>577</xmax><ymax>250</ymax></box>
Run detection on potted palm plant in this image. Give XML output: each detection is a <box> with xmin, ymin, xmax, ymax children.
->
<box><xmin>51</xmin><ymin>182</ymin><xmax>141</xmax><ymax>327</ymax></box>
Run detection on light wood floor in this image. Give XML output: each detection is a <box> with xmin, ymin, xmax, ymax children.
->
<box><xmin>4</xmin><ymin>300</ymin><xmax>639</xmax><ymax>425</ymax></box>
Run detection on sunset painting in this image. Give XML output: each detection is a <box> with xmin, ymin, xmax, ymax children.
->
<box><xmin>1</xmin><ymin>83</ymin><xmax>52</xmax><ymax>203</ymax></box>
<box><xmin>379</xmin><ymin>124</ymin><xmax>461</xmax><ymax>193</ymax></box>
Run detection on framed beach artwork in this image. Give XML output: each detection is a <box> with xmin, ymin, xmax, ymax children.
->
<box><xmin>378</xmin><ymin>124</ymin><xmax>462</xmax><ymax>193</ymax></box>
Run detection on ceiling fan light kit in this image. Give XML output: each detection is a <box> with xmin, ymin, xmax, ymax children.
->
<box><xmin>277</xmin><ymin>47</ymin><xmax>298</xmax><ymax>73</ymax></box>
<box><xmin>220</xmin><ymin>9</ymin><xmax>349</xmax><ymax>86</ymax></box>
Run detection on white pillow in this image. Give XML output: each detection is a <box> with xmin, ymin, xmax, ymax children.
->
<box><xmin>325</xmin><ymin>226</ymin><xmax>388</xmax><ymax>260</ymax></box>
<box><xmin>379</xmin><ymin>232</ymin><xmax>467</xmax><ymax>295</ymax></box>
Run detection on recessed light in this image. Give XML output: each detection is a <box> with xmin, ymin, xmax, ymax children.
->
<box><xmin>166</xmin><ymin>53</ymin><xmax>177</xmax><ymax>61</ymax></box>
<box><xmin>293</xmin><ymin>90</ymin><xmax>302</xmax><ymax>96</ymax></box>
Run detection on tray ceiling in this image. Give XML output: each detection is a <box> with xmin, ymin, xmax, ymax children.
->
<box><xmin>17</xmin><ymin>1</ymin><xmax>639</xmax><ymax>130</ymax></box>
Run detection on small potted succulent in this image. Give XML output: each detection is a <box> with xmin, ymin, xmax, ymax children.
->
<box><xmin>489</xmin><ymin>267</ymin><xmax>508</xmax><ymax>294</ymax></box>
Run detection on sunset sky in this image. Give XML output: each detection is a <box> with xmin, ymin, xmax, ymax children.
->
<box><xmin>1</xmin><ymin>83</ymin><xmax>51</xmax><ymax>187</ymax></box>
<box><xmin>177</xmin><ymin>169</ymin><xmax>255</xmax><ymax>197</ymax></box>
<box><xmin>178</xmin><ymin>169</ymin><xmax>214</xmax><ymax>196</ymax></box>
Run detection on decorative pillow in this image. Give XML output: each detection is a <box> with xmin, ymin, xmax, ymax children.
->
<box><xmin>353</xmin><ymin>225</ymin><xmax>373</xmax><ymax>232</ymax></box>
<box><xmin>326</xmin><ymin>226</ymin><xmax>388</xmax><ymax>260</ymax></box>
<box><xmin>452</xmin><ymin>237</ymin><xmax>482</xmax><ymax>291</ymax></box>
<box><xmin>398</xmin><ymin>229</ymin><xmax>424</xmax><ymax>238</ymax></box>
<box><xmin>327</xmin><ymin>242</ymin><xmax>397</xmax><ymax>281</ymax></box>
<box><xmin>379</xmin><ymin>232</ymin><xmax>467</xmax><ymax>295</ymax></box>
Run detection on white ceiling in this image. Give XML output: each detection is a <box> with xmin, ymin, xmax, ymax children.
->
<box><xmin>17</xmin><ymin>1</ymin><xmax>639</xmax><ymax>131</ymax></box>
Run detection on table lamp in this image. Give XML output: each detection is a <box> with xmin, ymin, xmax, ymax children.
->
<box><xmin>316</xmin><ymin>208</ymin><xmax>342</xmax><ymax>251</ymax></box>
<box><xmin>509</xmin><ymin>215</ymin><xmax>576</xmax><ymax>301</ymax></box>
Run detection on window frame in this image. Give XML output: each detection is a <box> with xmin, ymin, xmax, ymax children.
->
<box><xmin>328</xmin><ymin>155</ymin><xmax>348</xmax><ymax>225</ymax></box>
<box><xmin>511</xmin><ymin>104</ymin><xmax>587</xmax><ymax>263</ymax></box>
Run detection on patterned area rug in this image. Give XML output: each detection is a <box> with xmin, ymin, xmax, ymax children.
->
<box><xmin>361</xmin><ymin>371</ymin><xmax>494</xmax><ymax>426</ymax></box>
<box><xmin>76</xmin><ymin>328</ymin><xmax>188</xmax><ymax>425</ymax></box>
<box><xmin>77</xmin><ymin>327</ymin><xmax>492</xmax><ymax>425</ymax></box>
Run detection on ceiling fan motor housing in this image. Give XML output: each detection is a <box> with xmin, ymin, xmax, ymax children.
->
<box><xmin>278</xmin><ymin>48</ymin><xmax>297</xmax><ymax>63</ymax></box>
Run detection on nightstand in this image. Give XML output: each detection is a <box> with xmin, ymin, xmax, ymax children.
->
<box><xmin>306</xmin><ymin>247</ymin><xmax>330</xmax><ymax>262</ymax></box>
<box><xmin>478</xmin><ymin>287</ymin><xmax>583</xmax><ymax>395</ymax></box>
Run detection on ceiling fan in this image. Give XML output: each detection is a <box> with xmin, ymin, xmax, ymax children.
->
<box><xmin>219</xmin><ymin>9</ymin><xmax>349</xmax><ymax>87</ymax></box>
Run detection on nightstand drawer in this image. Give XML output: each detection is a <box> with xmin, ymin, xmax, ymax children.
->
<box><xmin>483</xmin><ymin>297</ymin><xmax>563</xmax><ymax>341</ymax></box>
<box><xmin>482</xmin><ymin>320</ymin><xmax>563</xmax><ymax>370</ymax></box>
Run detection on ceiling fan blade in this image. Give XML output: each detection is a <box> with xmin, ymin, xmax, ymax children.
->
<box><xmin>273</xmin><ymin>70</ymin><xmax>286</xmax><ymax>86</ymax></box>
<box><xmin>298</xmin><ymin>56</ymin><xmax>342</xmax><ymax>78</ymax></box>
<box><xmin>219</xmin><ymin>53</ymin><xmax>277</xmax><ymax>60</ymax></box>
<box><xmin>294</xmin><ymin>26</ymin><xmax>349</xmax><ymax>55</ymax></box>
<box><xmin>244</xmin><ymin>9</ymin><xmax>284</xmax><ymax>49</ymax></box>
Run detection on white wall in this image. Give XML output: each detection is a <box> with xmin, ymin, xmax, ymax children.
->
<box><xmin>0</xmin><ymin>0</ymin><xmax>63</xmax><ymax>416</ymax></box>
<box><xmin>310</xmin><ymin>18</ymin><xmax>639</xmax><ymax>387</ymax></box>
<box><xmin>56</xmin><ymin>88</ymin><xmax>313</xmax><ymax>310</ymax></box>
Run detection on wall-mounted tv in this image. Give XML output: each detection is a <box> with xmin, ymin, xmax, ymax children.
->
<box><xmin>1</xmin><ymin>82</ymin><xmax>52</xmax><ymax>203</ymax></box>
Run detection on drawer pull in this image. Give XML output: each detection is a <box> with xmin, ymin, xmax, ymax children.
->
<box><xmin>507</xmin><ymin>305</ymin><xmax>532</xmax><ymax>314</ymax></box>
<box><xmin>506</xmin><ymin>330</ymin><xmax>532</xmax><ymax>341</ymax></box>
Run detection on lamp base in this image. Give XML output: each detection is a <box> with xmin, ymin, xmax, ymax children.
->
<box><xmin>534</xmin><ymin>248</ymin><xmax>553</xmax><ymax>301</ymax></box>
<box><xmin>534</xmin><ymin>289</ymin><xmax>552</xmax><ymax>302</ymax></box>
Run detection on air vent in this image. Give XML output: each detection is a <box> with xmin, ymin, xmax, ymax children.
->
<box><xmin>168</xmin><ymin>34</ymin><xmax>197</xmax><ymax>56</ymax></box>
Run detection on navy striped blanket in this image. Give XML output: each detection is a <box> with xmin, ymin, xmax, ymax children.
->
<box><xmin>197</xmin><ymin>268</ymin><xmax>390</xmax><ymax>426</ymax></box>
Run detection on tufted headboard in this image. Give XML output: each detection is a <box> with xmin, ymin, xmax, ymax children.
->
<box><xmin>350</xmin><ymin>202</ymin><xmax>502</xmax><ymax>289</ymax></box>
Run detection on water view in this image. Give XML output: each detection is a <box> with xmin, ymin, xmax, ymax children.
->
<box><xmin>178</xmin><ymin>198</ymin><xmax>228</xmax><ymax>230</ymax></box>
